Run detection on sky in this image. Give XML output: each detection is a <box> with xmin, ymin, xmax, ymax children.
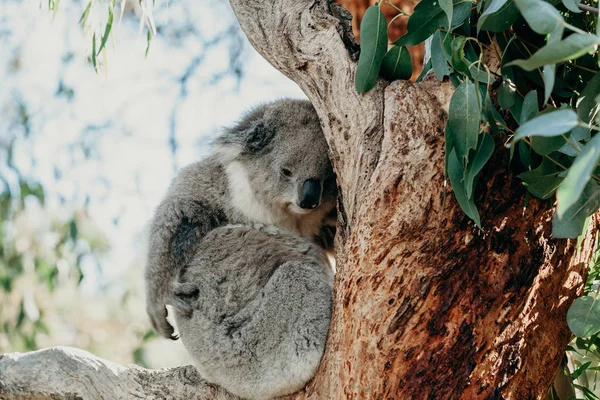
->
<box><xmin>0</xmin><ymin>0</ymin><xmax>306</xmax><ymax>293</ymax></box>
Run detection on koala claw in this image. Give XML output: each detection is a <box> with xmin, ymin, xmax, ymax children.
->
<box><xmin>171</xmin><ymin>333</ymin><xmax>180</xmax><ymax>341</ymax></box>
<box><xmin>149</xmin><ymin>305</ymin><xmax>176</xmax><ymax>339</ymax></box>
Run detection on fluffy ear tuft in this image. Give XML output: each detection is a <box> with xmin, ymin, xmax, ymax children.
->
<box><xmin>214</xmin><ymin>105</ymin><xmax>276</xmax><ymax>159</ymax></box>
<box><xmin>170</xmin><ymin>281</ymin><xmax>200</xmax><ymax>317</ymax></box>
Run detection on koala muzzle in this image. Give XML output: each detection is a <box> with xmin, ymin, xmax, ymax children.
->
<box><xmin>300</xmin><ymin>179</ymin><xmax>321</xmax><ymax>209</ymax></box>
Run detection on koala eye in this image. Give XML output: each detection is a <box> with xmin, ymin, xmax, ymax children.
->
<box><xmin>281</xmin><ymin>168</ymin><xmax>293</xmax><ymax>178</ymax></box>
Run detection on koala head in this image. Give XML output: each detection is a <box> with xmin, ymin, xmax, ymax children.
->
<box><xmin>214</xmin><ymin>99</ymin><xmax>337</xmax><ymax>217</ymax></box>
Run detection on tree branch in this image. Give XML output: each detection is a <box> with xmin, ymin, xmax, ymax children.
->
<box><xmin>0</xmin><ymin>347</ymin><xmax>238</xmax><ymax>400</ymax></box>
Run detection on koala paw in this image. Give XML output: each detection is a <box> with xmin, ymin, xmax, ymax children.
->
<box><xmin>148</xmin><ymin>304</ymin><xmax>178</xmax><ymax>340</ymax></box>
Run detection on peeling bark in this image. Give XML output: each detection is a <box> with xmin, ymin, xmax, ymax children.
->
<box><xmin>1</xmin><ymin>1</ymin><xmax>596</xmax><ymax>399</ymax></box>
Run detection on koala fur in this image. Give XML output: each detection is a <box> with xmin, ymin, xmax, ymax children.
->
<box><xmin>145</xmin><ymin>99</ymin><xmax>337</xmax><ymax>339</ymax></box>
<box><xmin>171</xmin><ymin>224</ymin><xmax>333</xmax><ymax>400</ymax></box>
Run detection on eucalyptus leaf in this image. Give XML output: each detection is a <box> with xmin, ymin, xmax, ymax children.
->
<box><xmin>577</xmin><ymin>71</ymin><xmax>600</xmax><ymax>123</ymax></box>
<box><xmin>465</xmin><ymin>134</ymin><xmax>495</xmax><ymax>199</ymax></box>
<box><xmin>558</xmin><ymin>126</ymin><xmax>590</xmax><ymax>156</ymax></box>
<box><xmin>431</xmin><ymin>30</ymin><xmax>451</xmax><ymax>80</ymax></box>
<box><xmin>553</xmin><ymin>180</ymin><xmax>600</xmax><ymax>238</ymax></box>
<box><xmin>451</xmin><ymin>37</ymin><xmax>470</xmax><ymax>75</ymax></box>
<box><xmin>513</xmin><ymin>0</ymin><xmax>564</xmax><ymax>35</ymax></box>
<box><xmin>380</xmin><ymin>45</ymin><xmax>413</xmax><ymax>81</ymax></box>
<box><xmin>561</xmin><ymin>0</ymin><xmax>582</xmax><ymax>13</ymax></box>
<box><xmin>530</xmin><ymin>135</ymin><xmax>566</xmax><ymax>155</ymax></box>
<box><xmin>542</xmin><ymin>65</ymin><xmax>556</xmax><ymax>105</ymax></box>
<box><xmin>557</xmin><ymin>133</ymin><xmax>600</xmax><ymax>217</ymax></box>
<box><xmin>520</xmin><ymin>90</ymin><xmax>539</xmax><ymax>125</ymax></box>
<box><xmin>518</xmin><ymin>160</ymin><xmax>563</xmax><ymax>199</ymax></box>
<box><xmin>355</xmin><ymin>5</ymin><xmax>388</xmax><ymax>94</ymax></box>
<box><xmin>498</xmin><ymin>77</ymin><xmax>517</xmax><ymax>110</ymax></box>
<box><xmin>448</xmin><ymin>148</ymin><xmax>482</xmax><ymax>227</ymax></box>
<box><xmin>568</xmin><ymin>296</ymin><xmax>600</xmax><ymax>337</ymax></box>
<box><xmin>479</xmin><ymin>0</ymin><xmax>520</xmax><ymax>32</ymax></box>
<box><xmin>79</xmin><ymin>1</ymin><xmax>92</xmax><ymax>26</ymax></box>
<box><xmin>446</xmin><ymin>80</ymin><xmax>481</xmax><ymax>166</ymax></box>
<box><xmin>395</xmin><ymin>0</ymin><xmax>471</xmax><ymax>46</ymax></box>
<box><xmin>518</xmin><ymin>141</ymin><xmax>533</xmax><ymax>170</ymax></box>
<box><xmin>440</xmin><ymin>0</ymin><xmax>453</xmax><ymax>32</ymax></box>
<box><xmin>512</xmin><ymin>109</ymin><xmax>579</xmax><ymax>143</ymax></box>
<box><xmin>97</xmin><ymin>0</ymin><xmax>114</xmax><ymax>56</ymax></box>
<box><xmin>477</xmin><ymin>0</ymin><xmax>509</xmax><ymax>33</ymax></box>
<box><xmin>507</xmin><ymin>34</ymin><xmax>600</xmax><ymax>72</ymax></box>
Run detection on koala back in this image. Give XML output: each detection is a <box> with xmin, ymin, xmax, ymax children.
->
<box><xmin>171</xmin><ymin>224</ymin><xmax>333</xmax><ymax>400</ymax></box>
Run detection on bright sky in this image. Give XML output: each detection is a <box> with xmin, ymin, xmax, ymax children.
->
<box><xmin>0</xmin><ymin>0</ymin><xmax>305</xmax><ymax>293</ymax></box>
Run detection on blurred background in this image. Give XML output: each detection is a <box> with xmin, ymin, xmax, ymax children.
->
<box><xmin>0</xmin><ymin>0</ymin><xmax>421</xmax><ymax>368</ymax></box>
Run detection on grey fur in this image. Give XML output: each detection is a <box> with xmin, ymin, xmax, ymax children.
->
<box><xmin>145</xmin><ymin>99</ymin><xmax>337</xmax><ymax>339</ymax></box>
<box><xmin>171</xmin><ymin>224</ymin><xmax>333</xmax><ymax>400</ymax></box>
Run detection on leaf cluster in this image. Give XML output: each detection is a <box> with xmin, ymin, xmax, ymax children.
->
<box><xmin>356</xmin><ymin>0</ymin><xmax>600</xmax><ymax>236</ymax></box>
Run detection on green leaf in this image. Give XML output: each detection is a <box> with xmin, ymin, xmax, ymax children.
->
<box><xmin>394</xmin><ymin>0</ymin><xmax>444</xmax><ymax>46</ymax></box>
<box><xmin>465</xmin><ymin>134</ymin><xmax>495</xmax><ymax>199</ymax></box>
<box><xmin>558</xmin><ymin>126</ymin><xmax>590</xmax><ymax>156</ymax></box>
<box><xmin>513</xmin><ymin>0</ymin><xmax>564</xmax><ymax>35</ymax></box>
<box><xmin>557</xmin><ymin>133</ymin><xmax>600</xmax><ymax>217</ymax></box>
<box><xmin>498</xmin><ymin>77</ymin><xmax>517</xmax><ymax>110</ymax></box>
<box><xmin>477</xmin><ymin>0</ymin><xmax>509</xmax><ymax>33</ymax></box>
<box><xmin>145</xmin><ymin>30</ymin><xmax>152</xmax><ymax>59</ymax></box>
<box><xmin>91</xmin><ymin>32</ymin><xmax>98</xmax><ymax>73</ymax></box>
<box><xmin>520</xmin><ymin>90</ymin><xmax>539</xmax><ymax>125</ymax></box>
<box><xmin>79</xmin><ymin>1</ymin><xmax>91</xmax><ymax>27</ymax></box>
<box><xmin>440</xmin><ymin>0</ymin><xmax>453</xmax><ymax>33</ymax></box>
<box><xmin>512</xmin><ymin>109</ymin><xmax>579</xmax><ymax>143</ymax></box>
<box><xmin>478</xmin><ymin>0</ymin><xmax>520</xmax><ymax>32</ymax></box>
<box><xmin>571</xmin><ymin>362</ymin><xmax>592</xmax><ymax>380</ymax></box>
<box><xmin>450</xmin><ymin>37</ymin><xmax>470</xmax><ymax>75</ymax></box>
<box><xmin>97</xmin><ymin>0</ymin><xmax>115</xmax><ymax>56</ymax></box>
<box><xmin>530</xmin><ymin>135</ymin><xmax>566</xmax><ymax>155</ymax></box>
<box><xmin>431</xmin><ymin>30</ymin><xmax>450</xmax><ymax>80</ymax></box>
<box><xmin>542</xmin><ymin>65</ymin><xmax>555</xmax><ymax>105</ymax></box>
<box><xmin>561</xmin><ymin>0</ymin><xmax>582</xmax><ymax>13</ymax></box>
<box><xmin>507</xmin><ymin>34</ymin><xmax>600</xmax><ymax>72</ymax></box>
<box><xmin>518</xmin><ymin>160</ymin><xmax>563</xmax><ymax>199</ymax></box>
<box><xmin>577</xmin><ymin>71</ymin><xmax>600</xmax><ymax>123</ymax></box>
<box><xmin>448</xmin><ymin>148</ymin><xmax>482</xmax><ymax>227</ymax></box>
<box><xmin>394</xmin><ymin>0</ymin><xmax>471</xmax><ymax>46</ymax></box>
<box><xmin>380</xmin><ymin>45</ymin><xmax>413</xmax><ymax>81</ymax></box>
<box><xmin>553</xmin><ymin>180</ymin><xmax>600</xmax><ymax>238</ymax></box>
<box><xmin>446</xmin><ymin>80</ymin><xmax>481</xmax><ymax>166</ymax></box>
<box><xmin>355</xmin><ymin>6</ymin><xmax>388</xmax><ymax>94</ymax></box>
<box><xmin>568</xmin><ymin>296</ymin><xmax>600</xmax><ymax>337</ymax></box>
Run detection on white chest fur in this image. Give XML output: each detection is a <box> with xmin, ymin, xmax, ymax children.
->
<box><xmin>224</xmin><ymin>161</ymin><xmax>325</xmax><ymax>241</ymax></box>
<box><xmin>225</xmin><ymin>161</ymin><xmax>275</xmax><ymax>225</ymax></box>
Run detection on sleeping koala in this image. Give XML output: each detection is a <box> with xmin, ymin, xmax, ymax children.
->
<box><xmin>171</xmin><ymin>224</ymin><xmax>333</xmax><ymax>400</ymax></box>
<box><xmin>145</xmin><ymin>99</ymin><xmax>337</xmax><ymax>339</ymax></box>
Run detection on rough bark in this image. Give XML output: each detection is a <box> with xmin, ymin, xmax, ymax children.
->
<box><xmin>228</xmin><ymin>0</ymin><xmax>596</xmax><ymax>399</ymax></box>
<box><xmin>1</xmin><ymin>1</ymin><xmax>596</xmax><ymax>399</ymax></box>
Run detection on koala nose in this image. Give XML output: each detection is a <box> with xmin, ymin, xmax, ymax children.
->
<box><xmin>300</xmin><ymin>179</ymin><xmax>322</xmax><ymax>209</ymax></box>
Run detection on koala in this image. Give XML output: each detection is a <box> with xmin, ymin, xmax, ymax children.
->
<box><xmin>145</xmin><ymin>99</ymin><xmax>337</xmax><ymax>339</ymax></box>
<box><xmin>171</xmin><ymin>224</ymin><xmax>333</xmax><ymax>400</ymax></box>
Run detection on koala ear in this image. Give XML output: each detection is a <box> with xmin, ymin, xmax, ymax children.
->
<box><xmin>214</xmin><ymin>106</ymin><xmax>276</xmax><ymax>160</ymax></box>
<box><xmin>241</xmin><ymin>120</ymin><xmax>276</xmax><ymax>152</ymax></box>
<box><xmin>170</xmin><ymin>281</ymin><xmax>200</xmax><ymax>318</ymax></box>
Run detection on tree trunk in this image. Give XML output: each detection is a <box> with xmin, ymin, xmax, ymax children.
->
<box><xmin>0</xmin><ymin>1</ymin><xmax>597</xmax><ymax>399</ymax></box>
<box><xmin>229</xmin><ymin>0</ymin><xmax>597</xmax><ymax>398</ymax></box>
